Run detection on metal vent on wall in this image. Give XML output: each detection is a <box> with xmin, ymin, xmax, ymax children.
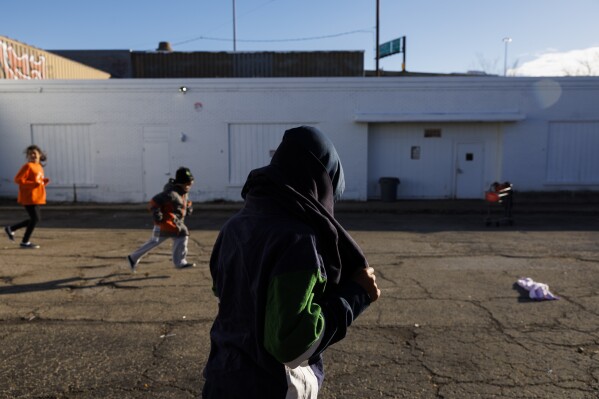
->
<box><xmin>424</xmin><ymin>128</ymin><xmax>442</xmax><ymax>138</ymax></box>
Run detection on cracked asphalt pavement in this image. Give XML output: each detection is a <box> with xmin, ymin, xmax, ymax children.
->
<box><xmin>0</xmin><ymin>203</ymin><xmax>598</xmax><ymax>398</ymax></box>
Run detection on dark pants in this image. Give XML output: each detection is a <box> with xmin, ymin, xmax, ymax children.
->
<box><xmin>10</xmin><ymin>205</ymin><xmax>42</xmax><ymax>243</ymax></box>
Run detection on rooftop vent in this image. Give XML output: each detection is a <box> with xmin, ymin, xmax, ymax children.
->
<box><xmin>156</xmin><ymin>41</ymin><xmax>173</xmax><ymax>52</ymax></box>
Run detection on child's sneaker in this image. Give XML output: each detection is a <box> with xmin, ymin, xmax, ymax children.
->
<box><xmin>177</xmin><ymin>263</ymin><xmax>196</xmax><ymax>269</ymax></box>
<box><xmin>4</xmin><ymin>226</ymin><xmax>15</xmax><ymax>241</ymax></box>
<box><xmin>126</xmin><ymin>255</ymin><xmax>138</xmax><ymax>273</ymax></box>
<box><xmin>20</xmin><ymin>242</ymin><xmax>40</xmax><ymax>249</ymax></box>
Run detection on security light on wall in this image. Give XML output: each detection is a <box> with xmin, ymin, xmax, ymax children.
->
<box><xmin>179</xmin><ymin>86</ymin><xmax>188</xmax><ymax>93</ymax></box>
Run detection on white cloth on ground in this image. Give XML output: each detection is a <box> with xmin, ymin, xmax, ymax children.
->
<box><xmin>517</xmin><ymin>277</ymin><xmax>558</xmax><ymax>300</ymax></box>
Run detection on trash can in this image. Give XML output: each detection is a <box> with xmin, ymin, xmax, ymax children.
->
<box><xmin>379</xmin><ymin>177</ymin><xmax>400</xmax><ymax>202</ymax></box>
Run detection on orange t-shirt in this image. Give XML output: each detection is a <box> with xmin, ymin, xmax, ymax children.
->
<box><xmin>14</xmin><ymin>162</ymin><xmax>47</xmax><ymax>205</ymax></box>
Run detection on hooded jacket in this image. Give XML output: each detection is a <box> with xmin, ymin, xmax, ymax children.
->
<box><xmin>203</xmin><ymin>126</ymin><xmax>371</xmax><ymax>398</ymax></box>
<box><xmin>149</xmin><ymin>179</ymin><xmax>192</xmax><ymax>236</ymax></box>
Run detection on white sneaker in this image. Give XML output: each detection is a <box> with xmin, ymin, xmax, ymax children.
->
<box><xmin>20</xmin><ymin>242</ymin><xmax>40</xmax><ymax>249</ymax></box>
<box><xmin>177</xmin><ymin>263</ymin><xmax>196</xmax><ymax>269</ymax></box>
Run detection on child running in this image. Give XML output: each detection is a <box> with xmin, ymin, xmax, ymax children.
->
<box><xmin>4</xmin><ymin>145</ymin><xmax>50</xmax><ymax>249</ymax></box>
<box><xmin>127</xmin><ymin>167</ymin><xmax>196</xmax><ymax>272</ymax></box>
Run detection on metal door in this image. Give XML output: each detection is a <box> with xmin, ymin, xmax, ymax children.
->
<box><xmin>455</xmin><ymin>143</ymin><xmax>484</xmax><ymax>199</ymax></box>
<box><xmin>143</xmin><ymin>128</ymin><xmax>171</xmax><ymax>201</ymax></box>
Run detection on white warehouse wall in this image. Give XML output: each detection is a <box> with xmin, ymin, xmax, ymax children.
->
<box><xmin>0</xmin><ymin>77</ymin><xmax>598</xmax><ymax>203</ymax></box>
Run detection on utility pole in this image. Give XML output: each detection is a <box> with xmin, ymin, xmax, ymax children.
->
<box><xmin>233</xmin><ymin>0</ymin><xmax>237</xmax><ymax>52</ymax></box>
<box><xmin>503</xmin><ymin>37</ymin><xmax>512</xmax><ymax>76</ymax></box>
<box><xmin>376</xmin><ymin>0</ymin><xmax>380</xmax><ymax>76</ymax></box>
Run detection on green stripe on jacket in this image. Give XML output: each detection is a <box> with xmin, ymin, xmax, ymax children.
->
<box><xmin>264</xmin><ymin>269</ymin><xmax>326</xmax><ymax>363</ymax></box>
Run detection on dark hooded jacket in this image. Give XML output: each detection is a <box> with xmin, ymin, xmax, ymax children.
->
<box><xmin>203</xmin><ymin>126</ymin><xmax>371</xmax><ymax>398</ymax></box>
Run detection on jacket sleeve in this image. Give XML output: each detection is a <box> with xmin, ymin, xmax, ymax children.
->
<box><xmin>148</xmin><ymin>199</ymin><xmax>163</xmax><ymax>222</ymax></box>
<box><xmin>263</xmin><ymin>235</ymin><xmax>371</xmax><ymax>368</ymax></box>
<box><xmin>149</xmin><ymin>191</ymin><xmax>181</xmax><ymax>233</ymax></box>
<box><xmin>14</xmin><ymin>164</ymin><xmax>39</xmax><ymax>188</ymax></box>
<box><xmin>264</xmin><ymin>268</ymin><xmax>325</xmax><ymax>366</ymax></box>
<box><xmin>310</xmin><ymin>280</ymin><xmax>371</xmax><ymax>361</ymax></box>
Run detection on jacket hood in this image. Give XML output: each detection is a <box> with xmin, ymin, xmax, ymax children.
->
<box><xmin>240</xmin><ymin>126</ymin><xmax>365</xmax><ymax>285</ymax></box>
<box><xmin>269</xmin><ymin>125</ymin><xmax>345</xmax><ymax>212</ymax></box>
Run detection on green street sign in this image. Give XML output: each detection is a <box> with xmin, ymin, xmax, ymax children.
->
<box><xmin>379</xmin><ymin>37</ymin><xmax>403</xmax><ymax>59</ymax></box>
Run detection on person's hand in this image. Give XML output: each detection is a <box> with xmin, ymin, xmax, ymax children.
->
<box><xmin>178</xmin><ymin>225</ymin><xmax>189</xmax><ymax>237</ymax></box>
<box><xmin>353</xmin><ymin>266</ymin><xmax>380</xmax><ymax>302</ymax></box>
<box><xmin>152</xmin><ymin>211</ymin><xmax>163</xmax><ymax>223</ymax></box>
<box><xmin>43</xmin><ymin>178</ymin><xmax>50</xmax><ymax>185</ymax></box>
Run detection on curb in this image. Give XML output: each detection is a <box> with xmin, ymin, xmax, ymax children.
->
<box><xmin>0</xmin><ymin>200</ymin><xmax>598</xmax><ymax>215</ymax></box>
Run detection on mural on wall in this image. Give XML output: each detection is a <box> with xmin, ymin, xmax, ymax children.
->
<box><xmin>0</xmin><ymin>40</ymin><xmax>46</xmax><ymax>79</ymax></box>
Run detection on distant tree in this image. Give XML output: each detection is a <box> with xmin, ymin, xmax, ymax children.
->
<box><xmin>562</xmin><ymin>54</ymin><xmax>599</xmax><ymax>76</ymax></box>
<box><xmin>471</xmin><ymin>53</ymin><xmax>520</xmax><ymax>76</ymax></box>
<box><xmin>473</xmin><ymin>52</ymin><xmax>500</xmax><ymax>75</ymax></box>
<box><xmin>506</xmin><ymin>59</ymin><xmax>520</xmax><ymax>77</ymax></box>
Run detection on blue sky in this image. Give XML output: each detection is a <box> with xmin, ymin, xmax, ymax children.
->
<box><xmin>3</xmin><ymin>0</ymin><xmax>599</xmax><ymax>75</ymax></box>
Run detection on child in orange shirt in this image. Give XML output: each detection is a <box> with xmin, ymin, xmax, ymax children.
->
<box><xmin>4</xmin><ymin>145</ymin><xmax>50</xmax><ymax>249</ymax></box>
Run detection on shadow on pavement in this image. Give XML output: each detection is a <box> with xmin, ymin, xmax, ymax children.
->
<box><xmin>0</xmin><ymin>273</ymin><xmax>170</xmax><ymax>295</ymax></box>
<box><xmin>1</xmin><ymin>201</ymin><xmax>599</xmax><ymax>233</ymax></box>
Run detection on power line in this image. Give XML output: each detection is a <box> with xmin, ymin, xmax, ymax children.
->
<box><xmin>172</xmin><ymin>29</ymin><xmax>372</xmax><ymax>47</ymax></box>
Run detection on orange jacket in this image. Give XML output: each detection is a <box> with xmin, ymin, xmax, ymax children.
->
<box><xmin>14</xmin><ymin>162</ymin><xmax>48</xmax><ymax>205</ymax></box>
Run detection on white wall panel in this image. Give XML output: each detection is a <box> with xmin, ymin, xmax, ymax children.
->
<box><xmin>368</xmin><ymin>123</ymin><xmax>500</xmax><ymax>199</ymax></box>
<box><xmin>228</xmin><ymin>123</ymin><xmax>296</xmax><ymax>186</ymax></box>
<box><xmin>31</xmin><ymin>124</ymin><xmax>93</xmax><ymax>186</ymax></box>
<box><xmin>368</xmin><ymin>124</ymin><xmax>453</xmax><ymax>198</ymax></box>
<box><xmin>0</xmin><ymin>77</ymin><xmax>598</xmax><ymax>202</ymax></box>
<box><xmin>546</xmin><ymin>122</ymin><xmax>599</xmax><ymax>184</ymax></box>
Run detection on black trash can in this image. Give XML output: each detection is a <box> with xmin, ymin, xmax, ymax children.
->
<box><xmin>379</xmin><ymin>177</ymin><xmax>400</xmax><ymax>202</ymax></box>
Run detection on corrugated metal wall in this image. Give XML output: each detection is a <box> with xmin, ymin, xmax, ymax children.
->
<box><xmin>0</xmin><ymin>36</ymin><xmax>110</xmax><ymax>79</ymax></box>
<box><xmin>48</xmin><ymin>50</ymin><xmax>132</xmax><ymax>78</ymax></box>
<box><xmin>228</xmin><ymin>123</ymin><xmax>300</xmax><ymax>185</ymax></box>
<box><xmin>546</xmin><ymin>122</ymin><xmax>599</xmax><ymax>184</ymax></box>
<box><xmin>32</xmin><ymin>124</ymin><xmax>94</xmax><ymax>186</ymax></box>
<box><xmin>131</xmin><ymin>51</ymin><xmax>364</xmax><ymax>78</ymax></box>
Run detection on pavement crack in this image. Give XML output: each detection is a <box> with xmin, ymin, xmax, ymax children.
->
<box><xmin>1</xmin><ymin>275</ymin><xmax>14</xmax><ymax>284</ymax></box>
<box><xmin>557</xmin><ymin>293</ymin><xmax>599</xmax><ymax>318</ymax></box>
